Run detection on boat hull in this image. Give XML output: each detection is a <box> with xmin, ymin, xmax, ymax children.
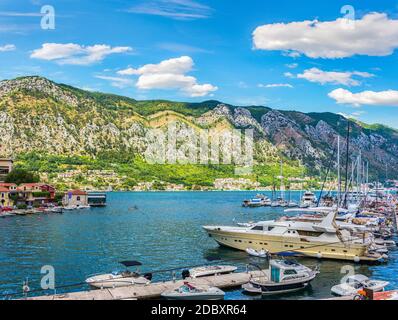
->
<box><xmin>243</xmin><ymin>280</ymin><xmax>312</xmax><ymax>296</ymax></box>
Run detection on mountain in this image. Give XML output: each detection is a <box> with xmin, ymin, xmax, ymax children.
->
<box><xmin>0</xmin><ymin>76</ymin><xmax>397</xmax><ymax>189</ymax></box>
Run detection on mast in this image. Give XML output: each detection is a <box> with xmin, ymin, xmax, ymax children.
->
<box><xmin>280</xmin><ymin>160</ymin><xmax>285</xmax><ymax>201</ymax></box>
<box><xmin>343</xmin><ymin>121</ymin><xmax>351</xmax><ymax>208</ymax></box>
<box><xmin>337</xmin><ymin>135</ymin><xmax>341</xmax><ymax>207</ymax></box>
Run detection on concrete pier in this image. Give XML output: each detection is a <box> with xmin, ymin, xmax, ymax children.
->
<box><xmin>25</xmin><ymin>271</ymin><xmax>261</xmax><ymax>300</ymax></box>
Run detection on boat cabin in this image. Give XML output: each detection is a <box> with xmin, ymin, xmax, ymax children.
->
<box><xmin>269</xmin><ymin>260</ymin><xmax>308</xmax><ymax>283</ymax></box>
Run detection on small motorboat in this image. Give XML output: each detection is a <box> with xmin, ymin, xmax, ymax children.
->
<box><xmin>0</xmin><ymin>212</ymin><xmax>15</xmax><ymax>218</ymax></box>
<box><xmin>242</xmin><ymin>196</ymin><xmax>271</xmax><ymax>208</ymax></box>
<box><xmin>288</xmin><ymin>201</ymin><xmax>299</xmax><ymax>208</ymax></box>
<box><xmin>85</xmin><ymin>261</ymin><xmax>151</xmax><ymax>289</ymax></box>
<box><xmin>246</xmin><ymin>248</ymin><xmax>269</xmax><ymax>258</ymax></box>
<box><xmin>242</xmin><ymin>260</ymin><xmax>319</xmax><ymax>295</ymax></box>
<box><xmin>189</xmin><ymin>265</ymin><xmax>237</xmax><ymax>278</ymax></box>
<box><xmin>331</xmin><ymin>274</ymin><xmax>389</xmax><ymax>296</ymax></box>
<box><xmin>63</xmin><ymin>205</ymin><xmax>77</xmax><ymax>211</ymax></box>
<box><xmin>49</xmin><ymin>207</ymin><xmax>63</xmax><ymax>214</ymax></box>
<box><xmin>76</xmin><ymin>205</ymin><xmax>91</xmax><ymax>209</ymax></box>
<box><xmin>161</xmin><ymin>283</ymin><xmax>225</xmax><ymax>300</ymax></box>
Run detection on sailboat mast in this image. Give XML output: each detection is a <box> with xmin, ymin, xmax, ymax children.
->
<box><xmin>343</xmin><ymin>121</ymin><xmax>351</xmax><ymax>208</ymax></box>
<box><xmin>337</xmin><ymin>135</ymin><xmax>341</xmax><ymax>207</ymax></box>
<box><xmin>280</xmin><ymin>160</ymin><xmax>284</xmax><ymax>200</ymax></box>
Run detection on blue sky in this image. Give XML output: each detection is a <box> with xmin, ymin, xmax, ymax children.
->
<box><xmin>1</xmin><ymin>0</ymin><xmax>398</xmax><ymax>128</ymax></box>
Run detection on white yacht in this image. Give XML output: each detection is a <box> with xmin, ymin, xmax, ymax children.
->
<box><xmin>301</xmin><ymin>191</ymin><xmax>317</xmax><ymax>207</ymax></box>
<box><xmin>203</xmin><ymin>210</ymin><xmax>387</xmax><ymax>262</ymax></box>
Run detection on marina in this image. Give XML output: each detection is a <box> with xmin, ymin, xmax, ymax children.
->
<box><xmin>0</xmin><ymin>191</ymin><xmax>397</xmax><ymax>300</ymax></box>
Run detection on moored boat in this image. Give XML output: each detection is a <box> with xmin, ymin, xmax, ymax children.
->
<box><xmin>242</xmin><ymin>260</ymin><xmax>319</xmax><ymax>295</ymax></box>
<box><xmin>189</xmin><ymin>265</ymin><xmax>237</xmax><ymax>278</ymax></box>
<box><xmin>161</xmin><ymin>283</ymin><xmax>225</xmax><ymax>300</ymax></box>
<box><xmin>85</xmin><ymin>261</ymin><xmax>151</xmax><ymax>289</ymax></box>
<box><xmin>331</xmin><ymin>274</ymin><xmax>389</xmax><ymax>296</ymax></box>
<box><xmin>203</xmin><ymin>210</ymin><xmax>387</xmax><ymax>262</ymax></box>
<box><xmin>246</xmin><ymin>248</ymin><xmax>269</xmax><ymax>258</ymax></box>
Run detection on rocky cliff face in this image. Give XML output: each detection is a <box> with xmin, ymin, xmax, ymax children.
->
<box><xmin>0</xmin><ymin>76</ymin><xmax>397</xmax><ymax>178</ymax></box>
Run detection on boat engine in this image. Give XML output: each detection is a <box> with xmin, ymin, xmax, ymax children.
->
<box><xmin>144</xmin><ymin>273</ymin><xmax>153</xmax><ymax>281</ymax></box>
<box><xmin>182</xmin><ymin>270</ymin><xmax>190</xmax><ymax>280</ymax></box>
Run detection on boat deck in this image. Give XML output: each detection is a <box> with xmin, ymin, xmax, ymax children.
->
<box><xmin>24</xmin><ymin>270</ymin><xmax>264</xmax><ymax>300</ymax></box>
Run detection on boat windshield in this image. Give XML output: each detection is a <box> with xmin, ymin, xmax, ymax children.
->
<box><xmin>179</xmin><ymin>284</ymin><xmax>200</xmax><ymax>293</ymax></box>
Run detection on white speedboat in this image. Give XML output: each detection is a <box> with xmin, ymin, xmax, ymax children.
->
<box><xmin>161</xmin><ymin>283</ymin><xmax>225</xmax><ymax>300</ymax></box>
<box><xmin>189</xmin><ymin>265</ymin><xmax>237</xmax><ymax>278</ymax></box>
<box><xmin>85</xmin><ymin>261</ymin><xmax>151</xmax><ymax>289</ymax></box>
<box><xmin>77</xmin><ymin>205</ymin><xmax>90</xmax><ymax>209</ymax></box>
<box><xmin>246</xmin><ymin>248</ymin><xmax>269</xmax><ymax>258</ymax></box>
<box><xmin>63</xmin><ymin>205</ymin><xmax>77</xmax><ymax>211</ymax></box>
<box><xmin>242</xmin><ymin>260</ymin><xmax>319</xmax><ymax>295</ymax></box>
<box><xmin>331</xmin><ymin>274</ymin><xmax>390</xmax><ymax>296</ymax></box>
<box><xmin>242</xmin><ymin>196</ymin><xmax>271</xmax><ymax>207</ymax></box>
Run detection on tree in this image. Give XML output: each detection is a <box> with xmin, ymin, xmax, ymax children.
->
<box><xmin>5</xmin><ymin>168</ymin><xmax>40</xmax><ymax>185</ymax></box>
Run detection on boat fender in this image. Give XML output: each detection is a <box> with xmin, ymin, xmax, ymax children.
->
<box><xmin>182</xmin><ymin>270</ymin><xmax>190</xmax><ymax>280</ymax></box>
<box><xmin>354</xmin><ymin>256</ymin><xmax>360</xmax><ymax>263</ymax></box>
<box><xmin>316</xmin><ymin>252</ymin><xmax>322</xmax><ymax>259</ymax></box>
<box><xmin>144</xmin><ymin>273</ymin><xmax>153</xmax><ymax>281</ymax></box>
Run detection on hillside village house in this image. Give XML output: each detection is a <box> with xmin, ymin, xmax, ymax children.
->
<box><xmin>0</xmin><ymin>187</ymin><xmax>11</xmax><ymax>207</ymax></box>
<box><xmin>0</xmin><ymin>183</ymin><xmax>17</xmax><ymax>207</ymax></box>
<box><xmin>16</xmin><ymin>183</ymin><xmax>56</xmax><ymax>206</ymax></box>
<box><xmin>63</xmin><ymin>190</ymin><xmax>88</xmax><ymax>207</ymax></box>
<box><xmin>0</xmin><ymin>158</ymin><xmax>13</xmax><ymax>182</ymax></box>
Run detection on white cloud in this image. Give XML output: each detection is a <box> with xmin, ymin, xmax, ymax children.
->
<box><xmin>0</xmin><ymin>44</ymin><xmax>16</xmax><ymax>52</ymax></box>
<box><xmin>31</xmin><ymin>43</ymin><xmax>132</xmax><ymax>65</ymax></box>
<box><xmin>253</xmin><ymin>13</ymin><xmax>398</xmax><ymax>58</ymax></box>
<box><xmin>127</xmin><ymin>0</ymin><xmax>212</xmax><ymax>20</ymax></box>
<box><xmin>118</xmin><ymin>56</ymin><xmax>217</xmax><ymax>97</ymax></box>
<box><xmin>329</xmin><ymin>88</ymin><xmax>398</xmax><ymax>107</ymax></box>
<box><xmin>95</xmin><ymin>75</ymin><xmax>134</xmax><ymax>89</ymax></box>
<box><xmin>258</xmin><ymin>83</ymin><xmax>293</xmax><ymax>88</ymax></box>
<box><xmin>285</xmin><ymin>63</ymin><xmax>298</xmax><ymax>69</ymax></box>
<box><xmin>337</xmin><ymin>111</ymin><xmax>365</xmax><ymax>120</ymax></box>
<box><xmin>297</xmin><ymin>68</ymin><xmax>374</xmax><ymax>86</ymax></box>
<box><xmin>118</xmin><ymin>56</ymin><xmax>193</xmax><ymax>76</ymax></box>
<box><xmin>284</xmin><ymin>72</ymin><xmax>294</xmax><ymax>78</ymax></box>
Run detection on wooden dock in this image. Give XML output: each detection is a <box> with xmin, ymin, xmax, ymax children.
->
<box><xmin>25</xmin><ymin>271</ymin><xmax>261</xmax><ymax>300</ymax></box>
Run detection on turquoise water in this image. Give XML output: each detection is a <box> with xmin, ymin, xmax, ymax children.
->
<box><xmin>0</xmin><ymin>191</ymin><xmax>396</xmax><ymax>300</ymax></box>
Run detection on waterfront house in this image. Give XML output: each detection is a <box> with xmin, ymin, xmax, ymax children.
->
<box><xmin>0</xmin><ymin>183</ymin><xmax>17</xmax><ymax>207</ymax></box>
<box><xmin>0</xmin><ymin>187</ymin><xmax>12</xmax><ymax>207</ymax></box>
<box><xmin>0</xmin><ymin>158</ymin><xmax>13</xmax><ymax>182</ymax></box>
<box><xmin>87</xmin><ymin>192</ymin><xmax>107</xmax><ymax>207</ymax></box>
<box><xmin>63</xmin><ymin>190</ymin><xmax>88</xmax><ymax>207</ymax></box>
<box><xmin>17</xmin><ymin>183</ymin><xmax>56</xmax><ymax>206</ymax></box>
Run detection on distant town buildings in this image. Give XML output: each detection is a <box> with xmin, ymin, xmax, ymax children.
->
<box><xmin>63</xmin><ymin>190</ymin><xmax>88</xmax><ymax>207</ymax></box>
<box><xmin>0</xmin><ymin>158</ymin><xmax>13</xmax><ymax>182</ymax></box>
<box><xmin>214</xmin><ymin>178</ymin><xmax>261</xmax><ymax>191</ymax></box>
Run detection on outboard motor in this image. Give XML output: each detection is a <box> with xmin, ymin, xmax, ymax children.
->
<box><xmin>144</xmin><ymin>273</ymin><xmax>153</xmax><ymax>281</ymax></box>
<box><xmin>182</xmin><ymin>270</ymin><xmax>190</xmax><ymax>280</ymax></box>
